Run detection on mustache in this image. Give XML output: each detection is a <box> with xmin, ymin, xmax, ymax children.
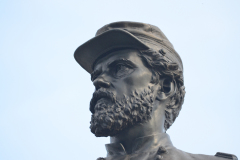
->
<box><xmin>90</xmin><ymin>88</ymin><xmax>116</xmax><ymax>113</ymax></box>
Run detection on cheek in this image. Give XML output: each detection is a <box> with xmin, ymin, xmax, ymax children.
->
<box><xmin>125</xmin><ymin>71</ymin><xmax>152</xmax><ymax>87</ymax></box>
<box><xmin>116</xmin><ymin>69</ymin><xmax>152</xmax><ymax>95</ymax></box>
<box><xmin>124</xmin><ymin>69</ymin><xmax>152</xmax><ymax>88</ymax></box>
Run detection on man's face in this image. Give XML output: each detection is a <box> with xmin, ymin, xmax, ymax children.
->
<box><xmin>89</xmin><ymin>49</ymin><xmax>156</xmax><ymax>137</ymax></box>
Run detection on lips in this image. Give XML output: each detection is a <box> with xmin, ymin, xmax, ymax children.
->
<box><xmin>90</xmin><ymin>89</ymin><xmax>116</xmax><ymax>113</ymax></box>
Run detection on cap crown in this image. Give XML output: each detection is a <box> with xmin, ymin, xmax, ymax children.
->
<box><xmin>96</xmin><ymin>21</ymin><xmax>183</xmax><ymax>71</ymax></box>
<box><xmin>74</xmin><ymin>21</ymin><xmax>183</xmax><ymax>73</ymax></box>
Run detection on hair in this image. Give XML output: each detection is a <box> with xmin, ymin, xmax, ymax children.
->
<box><xmin>139</xmin><ymin>48</ymin><xmax>186</xmax><ymax>130</ymax></box>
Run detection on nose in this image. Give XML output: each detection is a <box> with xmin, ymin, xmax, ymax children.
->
<box><xmin>93</xmin><ymin>77</ymin><xmax>111</xmax><ymax>90</ymax></box>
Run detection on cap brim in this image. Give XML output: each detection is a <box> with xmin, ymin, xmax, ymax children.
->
<box><xmin>74</xmin><ymin>29</ymin><xmax>149</xmax><ymax>73</ymax></box>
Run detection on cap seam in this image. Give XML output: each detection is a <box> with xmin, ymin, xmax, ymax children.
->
<box><xmin>149</xmin><ymin>24</ymin><xmax>153</xmax><ymax>34</ymax></box>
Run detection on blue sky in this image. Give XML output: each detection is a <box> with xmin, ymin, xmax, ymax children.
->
<box><xmin>0</xmin><ymin>0</ymin><xmax>240</xmax><ymax>159</ymax></box>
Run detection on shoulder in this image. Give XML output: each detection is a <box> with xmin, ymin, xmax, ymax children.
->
<box><xmin>215</xmin><ymin>152</ymin><xmax>238</xmax><ymax>160</ymax></box>
<box><xmin>166</xmin><ymin>147</ymin><xmax>238</xmax><ymax>160</ymax></box>
<box><xmin>188</xmin><ymin>152</ymin><xmax>238</xmax><ymax>160</ymax></box>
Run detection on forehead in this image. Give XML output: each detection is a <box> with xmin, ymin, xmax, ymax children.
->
<box><xmin>93</xmin><ymin>49</ymin><xmax>143</xmax><ymax>69</ymax></box>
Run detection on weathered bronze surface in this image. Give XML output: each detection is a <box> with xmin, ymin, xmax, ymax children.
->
<box><xmin>74</xmin><ymin>22</ymin><xmax>238</xmax><ymax>160</ymax></box>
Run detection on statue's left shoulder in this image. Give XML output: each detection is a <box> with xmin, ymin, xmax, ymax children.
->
<box><xmin>215</xmin><ymin>152</ymin><xmax>238</xmax><ymax>160</ymax></box>
<box><xmin>168</xmin><ymin>147</ymin><xmax>238</xmax><ymax>160</ymax></box>
<box><xmin>192</xmin><ymin>152</ymin><xmax>238</xmax><ymax>160</ymax></box>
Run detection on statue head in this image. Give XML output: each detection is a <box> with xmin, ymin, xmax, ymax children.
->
<box><xmin>74</xmin><ymin>21</ymin><xmax>185</xmax><ymax>137</ymax></box>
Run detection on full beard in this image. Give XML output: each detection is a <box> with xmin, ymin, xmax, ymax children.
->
<box><xmin>89</xmin><ymin>86</ymin><xmax>155</xmax><ymax>137</ymax></box>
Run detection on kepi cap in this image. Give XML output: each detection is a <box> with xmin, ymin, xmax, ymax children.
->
<box><xmin>74</xmin><ymin>21</ymin><xmax>183</xmax><ymax>73</ymax></box>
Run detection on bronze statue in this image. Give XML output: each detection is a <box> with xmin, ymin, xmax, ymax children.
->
<box><xmin>74</xmin><ymin>21</ymin><xmax>238</xmax><ymax>160</ymax></box>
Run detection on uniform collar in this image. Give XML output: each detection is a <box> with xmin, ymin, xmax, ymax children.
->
<box><xmin>105</xmin><ymin>133</ymin><xmax>173</xmax><ymax>157</ymax></box>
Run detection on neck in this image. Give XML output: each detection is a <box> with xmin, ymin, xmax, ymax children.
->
<box><xmin>110</xmin><ymin>100</ymin><xmax>166</xmax><ymax>154</ymax></box>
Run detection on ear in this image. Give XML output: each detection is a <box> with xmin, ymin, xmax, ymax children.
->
<box><xmin>156</xmin><ymin>78</ymin><xmax>176</xmax><ymax>101</ymax></box>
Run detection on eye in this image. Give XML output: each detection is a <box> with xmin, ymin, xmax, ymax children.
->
<box><xmin>116</xmin><ymin>64</ymin><xmax>128</xmax><ymax>73</ymax></box>
<box><xmin>112</xmin><ymin>64</ymin><xmax>134</xmax><ymax>78</ymax></box>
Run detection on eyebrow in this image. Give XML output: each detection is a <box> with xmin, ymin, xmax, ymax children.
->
<box><xmin>108</xmin><ymin>58</ymin><xmax>136</xmax><ymax>68</ymax></box>
<box><xmin>91</xmin><ymin>58</ymin><xmax>136</xmax><ymax>81</ymax></box>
